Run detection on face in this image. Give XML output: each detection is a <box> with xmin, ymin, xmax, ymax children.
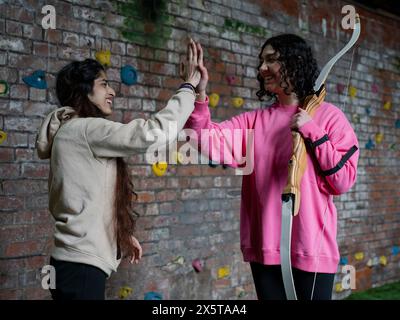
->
<box><xmin>88</xmin><ymin>71</ymin><xmax>115</xmax><ymax>116</ymax></box>
<box><xmin>258</xmin><ymin>44</ymin><xmax>285</xmax><ymax>94</ymax></box>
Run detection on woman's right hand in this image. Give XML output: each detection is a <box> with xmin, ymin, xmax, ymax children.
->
<box><xmin>195</xmin><ymin>42</ymin><xmax>208</xmax><ymax>93</ymax></box>
<box><xmin>180</xmin><ymin>38</ymin><xmax>201</xmax><ymax>88</ymax></box>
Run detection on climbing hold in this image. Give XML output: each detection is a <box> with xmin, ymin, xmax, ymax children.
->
<box><xmin>339</xmin><ymin>257</ymin><xmax>348</xmax><ymax>265</ymax></box>
<box><xmin>389</xmin><ymin>143</ymin><xmax>396</xmax><ymax>150</ymax></box>
<box><xmin>231</xmin><ymin>97</ymin><xmax>244</xmax><ymax>108</ymax></box>
<box><xmin>152</xmin><ymin>162</ymin><xmax>168</xmax><ymax>176</ymax></box>
<box><xmin>379</xmin><ymin>256</ymin><xmax>387</xmax><ymax>266</ymax></box>
<box><xmin>365</xmin><ymin>139</ymin><xmax>375</xmax><ymax>150</ymax></box>
<box><xmin>121</xmin><ymin>65</ymin><xmax>138</xmax><ymax>85</ymax></box>
<box><xmin>171</xmin><ymin>151</ymin><xmax>184</xmax><ymax>165</ymax></box>
<box><xmin>119</xmin><ymin>286</ymin><xmax>133</xmax><ymax>299</ymax></box>
<box><xmin>192</xmin><ymin>258</ymin><xmax>203</xmax><ymax>273</ymax></box>
<box><xmin>375</xmin><ymin>133</ymin><xmax>383</xmax><ymax>144</ymax></box>
<box><xmin>365</xmin><ymin>107</ymin><xmax>371</xmax><ymax>115</ymax></box>
<box><xmin>144</xmin><ymin>291</ymin><xmax>163</xmax><ymax>300</ymax></box>
<box><xmin>209</xmin><ymin>93</ymin><xmax>220</xmax><ymax>108</ymax></box>
<box><xmin>95</xmin><ymin>50</ymin><xmax>111</xmax><ymax>67</ymax></box>
<box><xmin>367</xmin><ymin>259</ymin><xmax>373</xmax><ymax>267</ymax></box>
<box><xmin>383</xmin><ymin>101</ymin><xmax>392</xmax><ymax>111</ymax></box>
<box><xmin>352</xmin><ymin>113</ymin><xmax>360</xmax><ymax>123</ymax></box>
<box><xmin>0</xmin><ymin>130</ymin><xmax>7</xmax><ymax>145</ymax></box>
<box><xmin>354</xmin><ymin>252</ymin><xmax>364</xmax><ymax>261</ymax></box>
<box><xmin>217</xmin><ymin>266</ymin><xmax>230</xmax><ymax>279</ymax></box>
<box><xmin>23</xmin><ymin>70</ymin><xmax>47</xmax><ymax>89</ymax></box>
<box><xmin>348</xmin><ymin>86</ymin><xmax>357</xmax><ymax>98</ymax></box>
<box><xmin>0</xmin><ymin>80</ymin><xmax>9</xmax><ymax>95</ymax></box>
<box><xmin>336</xmin><ymin>83</ymin><xmax>345</xmax><ymax>94</ymax></box>
<box><xmin>395</xmin><ymin>119</ymin><xmax>400</xmax><ymax>129</ymax></box>
<box><xmin>236</xmin><ymin>287</ymin><xmax>246</xmax><ymax>298</ymax></box>
<box><xmin>335</xmin><ymin>283</ymin><xmax>343</xmax><ymax>293</ymax></box>
<box><xmin>371</xmin><ymin>84</ymin><xmax>379</xmax><ymax>94</ymax></box>
<box><xmin>372</xmin><ymin>256</ymin><xmax>379</xmax><ymax>266</ymax></box>
<box><xmin>226</xmin><ymin>75</ymin><xmax>235</xmax><ymax>85</ymax></box>
<box><xmin>172</xmin><ymin>256</ymin><xmax>185</xmax><ymax>265</ymax></box>
<box><xmin>392</xmin><ymin>246</ymin><xmax>399</xmax><ymax>256</ymax></box>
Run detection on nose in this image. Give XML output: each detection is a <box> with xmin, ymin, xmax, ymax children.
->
<box><xmin>108</xmin><ymin>86</ymin><xmax>115</xmax><ymax>97</ymax></box>
<box><xmin>259</xmin><ymin>62</ymin><xmax>269</xmax><ymax>76</ymax></box>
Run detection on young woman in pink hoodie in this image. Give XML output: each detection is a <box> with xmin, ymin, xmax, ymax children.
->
<box><xmin>185</xmin><ymin>35</ymin><xmax>359</xmax><ymax>300</ymax></box>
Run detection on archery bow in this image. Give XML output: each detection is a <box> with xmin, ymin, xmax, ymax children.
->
<box><xmin>280</xmin><ymin>13</ymin><xmax>361</xmax><ymax>300</ymax></box>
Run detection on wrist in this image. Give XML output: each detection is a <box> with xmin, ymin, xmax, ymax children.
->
<box><xmin>196</xmin><ymin>91</ymin><xmax>206</xmax><ymax>102</ymax></box>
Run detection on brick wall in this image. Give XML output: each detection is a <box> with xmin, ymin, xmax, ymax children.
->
<box><xmin>0</xmin><ymin>0</ymin><xmax>399</xmax><ymax>300</ymax></box>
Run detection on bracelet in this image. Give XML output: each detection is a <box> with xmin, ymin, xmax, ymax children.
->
<box><xmin>179</xmin><ymin>83</ymin><xmax>198</xmax><ymax>97</ymax></box>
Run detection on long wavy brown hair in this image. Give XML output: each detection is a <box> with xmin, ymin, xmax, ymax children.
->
<box><xmin>55</xmin><ymin>58</ymin><xmax>138</xmax><ymax>259</ymax></box>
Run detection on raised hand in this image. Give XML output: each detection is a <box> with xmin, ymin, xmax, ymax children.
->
<box><xmin>196</xmin><ymin>42</ymin><xmax>208</xmax><ymax>94</ymax></box>
<box><xmin>179</xmin><ymin>38</ymin><xmax>201</xmax><ymax>88</ymax></box>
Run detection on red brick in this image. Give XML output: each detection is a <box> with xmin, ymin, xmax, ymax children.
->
<box><xmin>21</xmin><ymin>163</ymin><xmax>49</xmax><ymax>178</ymax></box>
<box><xmin>5</xmin><ymin>240</ymin><xmax>41</xmax><ymax>257</ymax></box>
<box><xmin>0</xmin><ymin>196</ymin><xmax>24</xmax><ymax>211</ymax></box>
<box><xmin>0</xmin><ymin>148</ymin><xmax>14</xmax><ymax>161</ymax></box>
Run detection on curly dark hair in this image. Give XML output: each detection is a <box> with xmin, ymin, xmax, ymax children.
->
<box><xmin>256</xmin><ymin>34</ymin><xmax>319</xmax><ymax>104</ymax></box>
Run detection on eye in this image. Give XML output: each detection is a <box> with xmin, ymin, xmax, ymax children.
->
<box><xmin>102</xmin><ymin>82</ymin><xmax>107</xmax><ymax>87</ymax></box>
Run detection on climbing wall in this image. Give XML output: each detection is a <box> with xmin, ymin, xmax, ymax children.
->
<box><xmin>0</xmin><ymin>0</ymin><xmax>399</xmax><ymax>300</ymax></box>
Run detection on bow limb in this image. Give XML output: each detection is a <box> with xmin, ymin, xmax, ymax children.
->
<box><xmin>280</xmin><ymin>13</ymin><xmax>361</xmax><ymax>301</ymax></box>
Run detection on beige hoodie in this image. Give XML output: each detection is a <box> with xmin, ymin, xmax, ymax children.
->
<box><xmin>36</xmin><ymin>88</ymin><xmax>195</xmax><ymax>276</ymax></box>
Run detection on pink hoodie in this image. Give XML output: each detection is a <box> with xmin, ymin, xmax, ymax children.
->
<box><xmin>185</xmin><ymin>97</ymin><xmax>359</xmax><ymax>273</ymax></box>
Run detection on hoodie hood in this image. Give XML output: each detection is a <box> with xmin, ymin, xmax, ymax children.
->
<box><xmin>36</xmin><ymin>106</ymin><xmax>78</xmax><ymax>159</ymax></box>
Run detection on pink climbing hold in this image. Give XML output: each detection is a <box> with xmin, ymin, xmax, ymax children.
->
<box><xmin>371</xmin><ymin>83</ymin><xmax>379</xmax><ymax>94</ymax></box>
<box><xmin>192</xmin><ymin>259</ymin><xmax>203</xmax><ymax>273</ymax></box>
<box><xmin>336</xmin><ymin>83</ymin><xmax>345</xmax><ymax>94</ymax></box>
<box><xmin>226</xmin><ymin>75</ymin><xmax>235</xmax><ymax>85</ymax></box>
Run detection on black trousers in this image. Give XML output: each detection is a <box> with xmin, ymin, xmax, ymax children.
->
<box><xmin>250</xmin><ymin>262</ymin><xmax>335</xmax><ymax>300</ymax></box>
<box><xmin>49</xmin><ymin>257</ymin><xmax>107</xmax><ymax>300</ymax></box>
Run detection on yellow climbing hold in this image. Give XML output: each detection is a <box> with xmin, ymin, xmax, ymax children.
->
<box><xmin>335</xmin><ymin>283</ymin><xmax>343</xmax><ymax>292</ymax></box>
<box><xmin>217</xmin><ymin>266</ymin><xmax>230</xmax><ymax>279</ymax></box>
<box><xmin>209</xmin><ymin>93</ymin><xmax>220</xmax><ymax>108</ymax></box>
<box><xmin>119</xmin><ymin>286</ymin><xmax>133</xmax><ymax>299</ymax></box>
<box><xmin>171</xmin><ymin>151</ymin><xmax>184</xmax><ymax>165</ymax></box>
<box><xmin>375</xmin><ymin>133</ymin><xmax>383</xmax><ymax>144</ymax></box>
<box><xmin>349</xmin><ymin>86</ymin><xmax>357</xmax><ymax>98</ymax></box>
<box><xmin>232</xmin><ymin>97</ymin><xmax>244</xmax><ymax>108</ymax></box>
<box><xmin>152</xmin><ymin>162</ymin><xmax>168</xmax><ymax>176</ymax></box>
<box><xmin>379</xmin><ymin>255</ymin><xmax>387</xmax><ymax>266</ymax></box>
<box><xmin>383</xmin><ymin>101</ymin><xmax>392</xmax><ymax>111</ymax></box>
<box><xmin>0</xmin><ymin>130</ymin><xmax>7</xmax><ymax>145</ymax></box>
<box><xmin>95</xmin><ymin>50</ymin><xmax>111</xmax><ymax>67</ymax></box>
<box><xmin>354</xmin><ymin>252</ymin><xmax>364</xmax><ymax>261</ymax></box>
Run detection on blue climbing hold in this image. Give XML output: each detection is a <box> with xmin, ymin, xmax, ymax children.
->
<box><xmin>23</xmin><ymin>70</ymin><xmax>47</xmax><ymax>89</ymax></box>
<box><xmin>392</xmin><ymin>246</ymin><xmax>399</xmax><ymax>256</ymax></box>
<box><xmin>121</xmin><ymin>65</ymin><xmax>137</xmax><ymax>85</ymax></box>
<box><xmin>144</xmin><ymin>291</ymin><xmax>163</xmax><ymax>300</ymax></box>
<box><xmin>339</xmin><ymin>257</ymin><xmax>348</xmax><ymax>265</ymax></box>
<box><xmin>395</xmin><ymin>119</ymin><xmax>400</xmax><ymax>129</ymax></box>
<box><xmin>365</xmin><ymin>139</ymin><xmax>375</xmax><ymax>150</ymax></box>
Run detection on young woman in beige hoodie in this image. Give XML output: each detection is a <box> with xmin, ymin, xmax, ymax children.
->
<box><xmin>36</xmin><ymin>40</ymin><xmax>202</xmax><ymax>300</ymax></box>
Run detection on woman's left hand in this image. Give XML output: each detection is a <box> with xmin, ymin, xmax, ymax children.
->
<box><xmin>128</xmin><ymin>236</ymin><xmax>142</xmax><ymax>264</ymax></box>
<box><xmin>290</xmin><ymin>108</ymin><xmax>312</xmax><ymax>131</ymax></box>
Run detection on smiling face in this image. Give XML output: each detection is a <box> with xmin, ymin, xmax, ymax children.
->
<box><xmin>87</xmin><ymin>71</ymin><xmax>115</xmax><ymax>116</ymax></box>
<box><xmin>258</xmin><ymin>44</ymin><xmax>287</xmax><ymax>95</ymax></box>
